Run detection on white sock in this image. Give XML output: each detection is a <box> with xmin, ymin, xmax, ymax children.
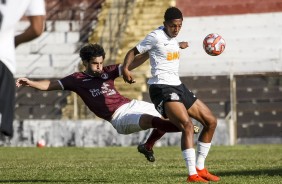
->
<box><xmin>182</xmin><ymin>148</ymin><xmax>197</xmax><ymax>176</ymax></box>
<box><xmin>196</xmin><ymin>141</ymin><xmax>211</xmax><ymax>170</ymax></box>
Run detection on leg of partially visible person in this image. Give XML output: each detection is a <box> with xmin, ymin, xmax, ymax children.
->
<box><xmin>188</xmin><ymin>99</ymin><xmax>220</xmax><ymax>182</ymax></box>
<box><xmin>0</xmin><ymin>62</ymin><xmax>15</xmax><ymax>137</ymax></box>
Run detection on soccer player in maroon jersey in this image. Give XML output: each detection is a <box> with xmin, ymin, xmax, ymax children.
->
<box><xmin>16</xmin><ymin>43</ymin><xmax>199</xmax><ymax>162</ymax></box>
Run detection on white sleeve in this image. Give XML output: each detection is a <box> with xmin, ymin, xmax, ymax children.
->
<box><xmin>118</xmin><ymin>64</ymin><xmax>122</xmax><ymax>76</ymax></box>
<box><xmin>25</xmin><ymin>0</ymin><xmax>46</xmax><ymax>16</ymax></box>
<box><xmin>136</xmin><ymin>32</ymin><xmax>157</xmax><ymax>54</ymax></box>
<box><xmin>57</xmin><ymin>80</ymin><xmax>65</xmax><ymax>90</ymax></box>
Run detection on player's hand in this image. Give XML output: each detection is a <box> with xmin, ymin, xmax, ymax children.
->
<box><xmin>122</xmin><ymin>68</ymin><xmax>136</xmax><ymax>84</ymax></box>
<box><xmin>16</xmin><ymin>78</ymin><xmax>31</xmax><ymax>87</ymax></box>
<box><xmin>179</xmin><ymin>41</ymin><xmax>189</xmax><ymax>49</ymax></box>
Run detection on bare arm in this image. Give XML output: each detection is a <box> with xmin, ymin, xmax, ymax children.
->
<box><xmin>16</xmin><ymin>78</ymin><xmax>61</xmax><ymax>91</ymax></box>
<box><xmin>122</xmin><ymin>47</ymin><xmax>140</xmax><ymax>83</ymax></box>
<box><xmin>128</xmin><ymin>52</ymin><xmax>149</xmax><ymax>71</ymax></box>
<box><xmin>179</xmin><ymin>41</ymin><xmax>189</xmax><ymax>49</ymax></box>
<box><xmin>15</xmin><ymin>15</ymin><xmax>45</xmax><ymax>47</ymax></box>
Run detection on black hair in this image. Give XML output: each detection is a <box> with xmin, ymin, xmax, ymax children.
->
<box><xmin>79</xmin><ymin>43</ymin><xmax>106</xmax><ymax>62</ymax></box>
<box><xmin>164</xmin><ymin>7</ymin><xmax>183</xmax><ymax>22</ymax></box>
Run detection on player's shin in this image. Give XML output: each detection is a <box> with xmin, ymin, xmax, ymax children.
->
<box><xmin>143</xmin><ymin>128</ymin><xmax>165</xmax><ymax>150</ymax></box>
<box><xmin>151</xmin><ymin>117</ymin><xmax>180</xmax><ymax>132</ymax></box>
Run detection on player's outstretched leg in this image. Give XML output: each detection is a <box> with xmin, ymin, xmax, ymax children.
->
<box><xmin>137</xmin><ymin>143</ymin><xmax>155</xmax><ymax>162</ymax></box>
<box><xmin>138</xmin><ymin>125</ymin><xmax>200</xmax><ymax>162</ymax></box>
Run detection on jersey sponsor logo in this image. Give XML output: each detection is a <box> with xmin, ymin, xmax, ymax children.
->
<box><xmin>89</xmin><ymin>82</ymin><xmax>116</xmax><ymax>97</ymax></box>
<box><xmin>167</xmin><ymin>51</ymin><xmax>180</xmax><ymax>61</ymax></box>
<box><xmin>170</xmin><ymin>92</ymin><xmax>180</xmax><ymax>100</ymax></box>
<box><xmin>89</xmin><ymin>89</ymin><xmax>102</xmax><ymax>97</ymax></box>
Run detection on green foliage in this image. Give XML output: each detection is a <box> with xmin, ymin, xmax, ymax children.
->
<box><xmin>0</xmin><ymin>145</ymin><xmax>281</xmax><ymax>183</ymax></box>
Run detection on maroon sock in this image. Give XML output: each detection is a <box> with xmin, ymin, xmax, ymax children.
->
<box><xmin>145</xmin><ymin>118</ymin><xmax>180</xmax><ymax>150</ymax></box>
<box><xmin>151</xmin><ymin>117</ymin><xmax>180</xmax><ymax>132</ymax></box>
<box><xmin>145</xmin><ymin>128</ymin><xmax>165</xmax><ymax>150</ymax></box>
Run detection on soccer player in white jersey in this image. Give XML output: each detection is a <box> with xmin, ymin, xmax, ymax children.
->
<box><xmin>0</xmin><ymin>0</ymin><xmax>45</xmax><ymax>137</ymax></box>
<box><xmin>122</xmin><ymin>7</ymin><xmax>220</xmax><ymax>183</ymax></box>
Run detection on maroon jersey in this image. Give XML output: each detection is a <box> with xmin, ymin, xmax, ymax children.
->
<box><xmin>59</xmin><ymin>64</ymin><xmax>131</xmax><ymax>121</ymax></box>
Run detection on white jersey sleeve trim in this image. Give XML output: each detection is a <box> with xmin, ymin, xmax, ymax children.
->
<box><xmin>118</xmin><ymin>64</ymin><xmax>122</xmax><ymax>76</ymax></box>
<box><xmin>57</xmin><ymin>80</ymin><xmax>64</xmax><ymax>90</ymax></box>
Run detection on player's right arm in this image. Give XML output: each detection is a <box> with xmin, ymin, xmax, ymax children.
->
<box><xmin>16</xmin><ymin>78</ymin><xmax>61</xmax><ymax>91</ymax></box>
<box><xmin>122</xmin><ymin>47</ymin><xmax>140</xmax><ymax>84</ymax></box>
<box><xmin>128</xmin><ymin>52</ymin><xmax>149</xmax><ymax>71</ymax></box>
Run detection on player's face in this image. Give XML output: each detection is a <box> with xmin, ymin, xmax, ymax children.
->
<box><xmin>85</xmin><ymin>56</ymin><xmax>104</xmax><ymax>76</ymax></box>
<box><xmin>164</xmin><ymin>19</ymin><xmax>182</xmax><ymax>38</ymax></box>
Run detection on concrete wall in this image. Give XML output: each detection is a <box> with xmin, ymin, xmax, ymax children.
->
<box><xmin>0</xmin><ymin>119</ymin><xmax>230</xmax><ymax>147</ymax></box>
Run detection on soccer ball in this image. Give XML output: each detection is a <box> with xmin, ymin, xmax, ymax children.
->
<box><xmin>203</xmin><ymin>33</ymin><xmax>226</xmax><ymax>56</ymax></box>
<box><xmin>37</xmin><ymin>139</ymin><xmax>46</xmax><ymax>147</ymax></box>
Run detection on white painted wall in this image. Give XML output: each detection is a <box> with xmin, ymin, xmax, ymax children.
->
<box><xmin>178</xmin><ymin>12</ymin><xmax>282</xmax><ymax>76</ymax></box>
<box><xmin>0</xmin><ymin>119</ymin><xmax>230</xmax><ymax>147</ymax></box>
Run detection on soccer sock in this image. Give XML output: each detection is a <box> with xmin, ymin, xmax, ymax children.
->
<box><xmin>182</xmin><ymin>148</ymin><xmax>197</xmax><ymax>176</ymax></box>
<box><xmin>151</xmin><ymin>117</ymin><xmax>180</xmax><ymax>132</ymax></box>
<box><xmin>196</xmin><ymin>141</ymin><xmax>211</xmax><ymax>170</ymax></box>
<box><xmin>144</xmin><ymin>128</ymin><xmax>165</xmax><ymax>150</ymax></box>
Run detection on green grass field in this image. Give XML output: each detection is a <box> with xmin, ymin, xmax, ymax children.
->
<box><xmin>0</xmin><ymin>145</ymin><xmax>281</xmax><ymax>184</ymax></box>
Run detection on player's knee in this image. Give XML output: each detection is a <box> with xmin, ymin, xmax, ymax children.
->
<box><xmin>207</xmin><ymin>116</ymin><xmax>217</xmax><ymax>130</ymax></box>
<box><xmin>180</xmin><ymin>120</ymin><xmax>194</xmax><ymax>133</ymax></box>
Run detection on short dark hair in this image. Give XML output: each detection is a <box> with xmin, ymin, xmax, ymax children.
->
<box><xmin>79</xmin><ymin>43</ymin><xmax>106</xmax><ymax>62</ymax></box>
<box><xmin>164</xmin><ymin>7</ymin><xmax>183</xmax><ymax>22</ymax></box>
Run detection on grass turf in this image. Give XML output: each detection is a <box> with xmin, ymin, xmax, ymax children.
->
<box><xmin>0</xmin><ymin>145</ymin><xmax>281</xmax><ymax>183</ymax></box>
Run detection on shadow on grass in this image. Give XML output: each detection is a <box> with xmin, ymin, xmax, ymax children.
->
<box><xmin>176</xmin><ymin>168</ymin><xmax>282</xmax><ymax>177</ymax></box>
<box><xmin>216</xmin><ymin>168</ymin><xmax>282</xmax><ymax>176</ymax></box>
<box><xmin>0</xmin><ymin>179</ymin><xmax>108</xmax><ymax>183</ymax></box>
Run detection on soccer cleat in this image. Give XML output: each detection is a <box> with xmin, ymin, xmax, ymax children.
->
<box><xmin>137</xmin><ymin>144</ymin><xmax>155</xmax><ymax>162</ymax></box>
<box><xmin>187</xmin><ymin>174</ymin><xmax>208</xmax><ymax>183</ymax></box>
<box><xmin>196</xmin><ymin>168</ymin><xmax>220</xmax><ymax>182</ymax></box>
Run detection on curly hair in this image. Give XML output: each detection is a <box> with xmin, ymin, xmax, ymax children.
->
<box><xmin>79</xmin><ymin>43</ymin><xmax>106</xmax><ymax>62</ymax></box>
<box><xmin>164</xmin><ymin>7</ymin><xmax>183</xmax><ymax>22</ymax></box>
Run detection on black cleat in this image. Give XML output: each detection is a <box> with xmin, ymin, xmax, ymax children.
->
<box><xmin>137</xmin><ymin>144</ymin><xmax>155</xmax><ymax>162</ymax></box>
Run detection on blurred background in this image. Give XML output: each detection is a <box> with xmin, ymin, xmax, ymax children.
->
<box><xmin>1</xmin><ymin>0</ymin><xmax>281</xmax><ymax>147</ymax></box>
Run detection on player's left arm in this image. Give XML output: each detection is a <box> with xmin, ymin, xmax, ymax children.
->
<box><xmin>122</xmin><ymin>47</ymin><xmax>141</xmax><ymax>83</ymax></box>
<box><xmin>15</xmin><ymin>15</ymin><xmax>45</xmax><ymax>47</ymax></box>
<box><xmin>179</xmin><ymin>41</ymin><xmax>189</xmax><ymax>49</ymax></box>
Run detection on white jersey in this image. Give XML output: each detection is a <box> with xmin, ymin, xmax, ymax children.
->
<box><xmin>0</xmin><ymin>0</ymin><xmax>45</xmax><ymax>74</ymax></box>
<box><xmin>136</xmin><ymin>26</ymin><xmax>181</xmax><ymax>85</ymax></box>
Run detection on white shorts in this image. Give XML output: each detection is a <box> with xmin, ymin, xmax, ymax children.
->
<box><xmin>110</xmin><ymin>99</ymin><xmax>161</xmax><ymax>134</ymax></box>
